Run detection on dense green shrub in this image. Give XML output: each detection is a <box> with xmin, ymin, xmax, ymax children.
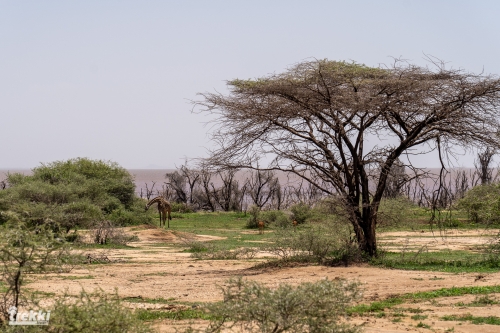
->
<box><xmin>290</xmin><ymin>202</ymin><xmax>312</xmax><ymax>224</ymax></box>
<box><xmin>246</xmin><ymin>205</ymin><xmax>261</xmax><ymax>228</ymax></box>
<box><xmin>377</xmin><ymin>197</ymin><xmax>415</xmax><ymax>228</ymax></box>
<box><xmin>0</xmin><ymin>158</ymin><xmax>150</xmax><ymax>232</ymax></box>
<box><xmin>458</xmin><ymin>184</ymin><xmax>500</xmax><ymax>224</ymax></box>
<box><xmin>200</xmin><ymin>277</ymin><xmax>361</xmax><ymax>333</ymax></box>
<box><xmin>260</xmin><ymin>210</ymin><xmax>290</xmax><ymax>228</ymax></box>
<box><xmin>170</xmin><ymin>202</ymin><xmax>194</xmax><ymax>213</ymax></box>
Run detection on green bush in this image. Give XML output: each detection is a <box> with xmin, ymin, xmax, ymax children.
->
<box><xmin>0</xmin><ymin>158</ymin><xmax>143</xmax><ymax>232</ymax></box>
<box><xmin>246</xmin><ymin>205</ymin><xmax>261</xmax><ymax>228</ymax></box>
<box><xmin>200</xmin><ymin>277</ymin><xmax>361</xmax><ymax>333</ymax></box>
<box><xmin>290</xmin><ymin>202</ymin><xmax>312</xmax><ymax>224</ymax></box>
<box><xmin>3</xmin><ymin>289</ymin><xmax>153</xmax><ymax>332</ymax></box>
<box><xmin>458</xmin><ymin>184</ymin><xmax>500</xmax><ymax>224</ymax></box>
<box><xmin>260</xmin><ymin>210</ymin><xmax>290</xmax><ymax>228</ymax></box>
<box><xmin>377</xmin><ymin>197</ymin><xmax>415</xmax><ymax>228</ymax></box>
<box><xmin>170</xmin><ymin>202</ymin><xmax>194</xmax><ymax>213</ymax></box>
<box><xmin>268</xmin><ymin>220</ymin><xmax>361</xmax><ymax>265</ymax></box>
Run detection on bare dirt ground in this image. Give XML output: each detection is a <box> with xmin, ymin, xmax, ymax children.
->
<box><xmin>28</xmin><ymin>226</ymin><xmax>500</xmax><ymax>333</ymax></box>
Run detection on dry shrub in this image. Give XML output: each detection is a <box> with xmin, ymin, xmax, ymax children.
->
<box><xmin>267</xmin><ymin>220</ymin><xmax>361</xmax><ymax>266</ymax></box>
<box><xmin>188</xmin><ymin>277</ymin><xmax>362</xmax><ymax>333</ymax></box>
<box><xmin>91</xmin><ymin>220</ymin><xmax>138</xmax><ymax>245</ymax></box>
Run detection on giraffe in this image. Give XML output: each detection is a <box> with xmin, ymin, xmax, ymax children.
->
<box><xmin>145</xmin><ymin>196</ymin><xmax>172</xmax><ymax>228</ymax></box>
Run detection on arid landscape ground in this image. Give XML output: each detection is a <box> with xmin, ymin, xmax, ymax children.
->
<box><xmin>26</xmin><ymin>225</ymin><xmax>500</xmax><ymax>333</ymax></box>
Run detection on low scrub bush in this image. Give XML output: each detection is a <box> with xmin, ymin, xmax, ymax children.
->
<box><xmin>458</xmin><ymin>183</ymin><xmax>500</xmax><ymax>224</ymax></box>
<box><xmin>267</xmin><ymin>221</ymin><xmax>361</xmax><ymax>265</ymax></box>
<box><xmin>377</xmin><ymin>197</ymin><xmax>416</xmax><ymax>228</ymax></box>
<box><xmin>260</xmin><ymin>210</ymin><xmax>290</xmax><ymax>228</ymax></box>
<box><xmin>246</xmin><ymin>205</ymin><xmax>261</xmax><ymax>229</ymax></box>
<box><xmin>290</xmin><ymin>202</ymin><xmax>312</xmax><ymax>224</ymax></box>
<box><xmin>197</xmin><ymin>277</ymin><xmax>361</xmax><ymax>333</ymax></box>
<box><xmin>3</xmin><ymin>289</ymin><xmax>153</xmax><ymax>332</ymax></box>
<box><xmin>90</xmin><ymin>220</ymin><xmax>138</xmax><ymax>246</ymax></box>
<box><xmin>170</xmin><ymin>202</ymin><xmax>194</xmax><ymax>213</ymax></box>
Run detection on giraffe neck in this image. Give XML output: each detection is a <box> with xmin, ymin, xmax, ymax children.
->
<box><xmin>146</xmin><ymin>196</ymin><xmax>165</xmax><ymax>209</ymax></box>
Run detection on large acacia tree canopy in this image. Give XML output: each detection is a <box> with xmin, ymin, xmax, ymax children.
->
<box><xmin>198</xmin><ymin>60</ymin><xmax>500</xmax><ymax>198</ymax></box>
<box><xmin>197</xmin><ymin>59</ymin><xmax>500</xmax><ymax>256</ymax></box>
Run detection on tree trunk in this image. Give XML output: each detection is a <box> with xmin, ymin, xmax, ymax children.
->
<box><xmin>350</xmin><ymin>203</ymin><xmax>378</xmax><ymax>257</ymax></box>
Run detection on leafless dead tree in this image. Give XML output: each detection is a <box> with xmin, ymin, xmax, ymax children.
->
<box><xmin>179</xmin><ymin>164</ymin><xmax>201</xmax><ymax>206</ymax></box>
<box><xmin>193</xmin><ymin>169</ymin><xmax>217</xmax><ymax>211</ymax></box>
<box><xmin>210</xmin><ymin>169</ymin><xmax>244</xmax><ymax>211</ymax></box>
<box><xmin>247</xmin><ymin>170</ymin><xmax>279</xmax><ymax>209</ymax></box>
<box><xmin>165</xmin><ymin>170</ymin><xmax>188</xmax><ymax>203</ymax></box>
<box><xmin>142</xmin><ymin>181</ymin><xmax>156</xmax><ymax>200</ymax></box>
<box><xmin>475</xmin><ymin>147</ymin><xmax>496</xmax><ymax>185</ymax></box>
<box><xmin>196</xmin><ymin>58</ymin><xmax>500</xmax><ymax>256</ymax></box>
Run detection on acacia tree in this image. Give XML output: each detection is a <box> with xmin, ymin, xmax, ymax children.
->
<box><xmin>197</xmin><ymin>59</ymin><xmax>500</xmax><ymax>257</ymax></box>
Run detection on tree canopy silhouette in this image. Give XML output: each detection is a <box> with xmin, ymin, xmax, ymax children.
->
<box><xmin>196</xmin><ymin>59</ymin><xmax>500</xmax><ymax>256</ymax></box>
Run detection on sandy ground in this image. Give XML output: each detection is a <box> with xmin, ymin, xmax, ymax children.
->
<box><xmin>28</xmin><ymin>226</ymin><xmax>500</xmax><ymax>333</ymax></box>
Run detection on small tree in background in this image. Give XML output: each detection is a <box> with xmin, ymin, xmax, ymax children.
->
<box><xmin>475</xmin><ymin>147</ymin><xmax>497</xmax><ymax>185</ymax></box>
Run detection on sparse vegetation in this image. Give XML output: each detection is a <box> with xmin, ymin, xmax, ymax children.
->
<box><xmin>0</xmin><ymin>217</ymin><xmax>75</xmax><ymax>325</ymax></box>
<box><xmin>199</xmin><ymin>277</ymin><xmax>362</xmax><ymax>333</ymax></box>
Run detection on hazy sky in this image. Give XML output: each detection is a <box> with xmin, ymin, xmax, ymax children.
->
<box><xmin>1</xmin><ymin>1</ymin><xmax>499</xmax><ymax>169</ymax></box>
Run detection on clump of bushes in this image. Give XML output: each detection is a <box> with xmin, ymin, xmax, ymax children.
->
<box><xmin>0</xmin><ymin>158</ymin><xmax>152</xmax><ymax>233</ymax></box>
<box><xmin>267</xmin><ymin>220</ymin><xmax>361</xmax><ymax>266</ymax></box>
<box><xmin>377</xmin><ymin>197</ymin><xmax>416</xmax><ymax>228</ymax></box>
<box><xmin>458</xmin><ymin>183</ymin><xmax>500</xmax><ymax>224</ymax></box>
<box><xmin>246</xmin><ymin>205</ymin><xmax>261</xmax><ymax>228</ymax></box>
<box><xmin>290</xmin><ymin>202</ymin><xmax>312</xmax><ymax>224</ymax></box>
<box><xmin>198</xmin><ymin>277</ymin><xmax>361</xmax><ymax>333</ymax></box>
<box><xmin>246</xmin><ymin>205</ymin><xmax>291</xmax><ymax>229</ymax></box>
<box><xmin>3</xmin><ymin>289</ymin><xmax>153</xmax><ymax>333</ymax></box>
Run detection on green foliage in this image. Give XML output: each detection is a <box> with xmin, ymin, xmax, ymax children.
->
<box><xmin>202</xmin><ymin>277</ymin><xmax>361</xmax><ymax>333</ymax></box>
<box><xmin>377</xmin><ymin>197</ymin><xmax>416</xmax><ymax>229</ymax></box>
<box><xmin>267</xmin><ymin>221</ymin><xmax>361</xmax><ymax>265</ymax></box>
<box><xmin>245</xmin><ymin>205</ymin><xmax>261</xmax><ymax>228</ymax></box>
<box><xmin>136</xmin><ymin>308</ymin><xmax>211</xmax><ymax>321</ymax></box>
<box><xmin>2</xmin><ymin>289</ymin><xmax>153</xmax><ymax>332</ymax></box>
<box><xmin>457</xmin><ymin>183</ymin><xmax>500</xmax><ymax>224</ymax></box>
<box><xmin>290</xmin><ymin>202</ymin><xmax>312</xmax><ymax>224</ymax></box>
<box><xmin>260</xmin><ymin>210</ymin><xmax>290</xmax><ymax>228</ymax></box>
<box><xmin>0</xmin><ymin>158</ymin><xmax>148</xmax><ymax>232</ymax></box>
<box><xmin>0</xmin><ymin>217</ymin><xmax>75</xmax><ymax>324</ymax></box>
<box><xmin>170</xmin><ymin>202</ymin><xmax>194</xmax><ymax>213</ymax></box>
<box><xmin>184</xmin><ymin>239</ymin><xmax>258</xmax><ymax>260</ymax></box>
